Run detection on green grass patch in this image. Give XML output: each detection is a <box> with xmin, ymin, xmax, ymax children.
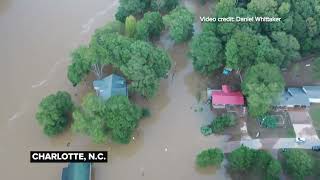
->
<box><xmin>310</xmin><ymin>105</ymin><xmax>320</xmax><ymax>128</ymax></box>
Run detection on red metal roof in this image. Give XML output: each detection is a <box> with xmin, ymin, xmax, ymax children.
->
<box><xmin>212</xmin><ymin>85</ymin><xmax>244</xmax><ymax>105</ymax></box>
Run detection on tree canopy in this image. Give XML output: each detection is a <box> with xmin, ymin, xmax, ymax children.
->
<box><xmin>228</xmin><ymin>145</ymin><xmax>256</xmax><ymax>172</ymax></box>
<box><xmin>189</xmin><ymin>32</ymin><xmax>224</xmax><ymax>74</ymax></box>
<box><xmin>196</xmin><ymin>148</ymin><xmax>224</xmax><ymax>167</ymax></box>
<box><xmin>136</xmin><ymin>11</ymin><xmax>164</xmax><ymax>41</ymax></box>
<box><xmin>105</xmin><ymin>96</ymin><xmax>143</xmax><ymax>143</ymax></box>
<box><xmin>120</xmin><ymin>40</ymin><xmax>171</xmax><ymax>97</ymax></box>
<box><xmin>228</xmin><ymin>146</ymin><xmax>281</xmax><ymax>179</ymax></box>
<box><xmin>225</xmin><ymin>31</ymin><xmax>259</xmax><ymax>69</ymax></box>
<box><xmin>282</xmin><ymin>149</ymin><xmax>314</xmax><ymax>180</ymax></box>
<box><xmin>115</xmin><ymin>0</ymin><xmax>148</xmax><ymax>22</ymax></box>
<box><xmin>242</xmin><ymin>63</ymin><xmax>284</xmax><ymax>117</ymax></box>
<box><xmin>163</xmin><ymin>7</ymin><xmax>194</xmax><ymax>42</ymax></box>
<box><xmin>36</xmin><ymin>91</ymin><xmax>73</xmax><ymax>136</ymax></box>
<box><xmin>72</xmin><ymin>94</ymin><xmax>142</xmax><ymax>144</ymax></box>
<box><xmin>68</xmin><ymin>26</ymin><xmax>171</xmax><ymax>98</ymax></box>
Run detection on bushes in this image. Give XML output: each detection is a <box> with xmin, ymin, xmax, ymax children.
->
<box><xmin>228</xmin><ymin>146</ymin><xmax>256</xmax><ymax>172</ymax></box>
<box><xmin>282</xmin><ymin>149</ymin><xmax>314</xmax><ymax>180</ymax></box>
<box><xmin>259</xmin><ymin>115</ymin><xmax>278</xmax><ymax>128</ymax></box>
<box><xmin>211</xmin><ymin>114</ymin><xmax>236</xmax><ymax>133</ymax></box>
<box><xmin>227</xmin><ymin>146</ymin><xmax>281</xmax><ymax>179</ymax></box>
<box><xmin>200</xmin><ymin>113</ymin><xmax>236</xmax><ymax>136</ymax></box>
<box><xmin>196</xmin><ymin>148</ymin><xmax>224</xmax><ymax>167</ymax></box>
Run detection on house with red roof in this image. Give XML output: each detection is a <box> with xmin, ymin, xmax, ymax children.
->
<box><xmin>210</xmin><ymin>85</ymin><xmax>245</xmax><ymax>108</ymax></box>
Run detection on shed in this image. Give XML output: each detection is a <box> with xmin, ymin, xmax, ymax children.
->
<box><xmin>62</xmin><ymin>163</ymin><xmax>92</xmax><ymax>180</ymax></box>
<box><xmin>211</xmin><ymin>85</ymin><xmax>244</xmax><ymax>108</ymax></box>
<box><xmin>93</xmin><ymin>74</ymin><xmax>128</xmax><ymax>100</ymax></box>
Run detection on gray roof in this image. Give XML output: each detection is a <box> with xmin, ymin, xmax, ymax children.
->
<box><xmin>93</xmin><ymin>74</ymin><xmax>127</xmax><ymax>100</ymax></box>
<box><xmin>274</xmin><ymin>88</ymin><xmax>310</xmax><ymax>107</ymax></box>
<box><xmin>303</xmin><ymin>86</ymin><xmax>320</xmax><ymax>99</ymax></box>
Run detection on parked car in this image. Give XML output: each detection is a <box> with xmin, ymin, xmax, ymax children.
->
<box><xmin>312</xmin><ymin>146</ymin><xmax>320</xmax><ymax>151</ymax></box>
<box><xmin>295</xmin><ymin>137</ymin><xmax>306</xmax><ymax>144</ymax></box>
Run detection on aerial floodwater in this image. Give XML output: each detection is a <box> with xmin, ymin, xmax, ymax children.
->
<box><xmin>0</xmin><ymin>0</ymin><xmax>230</xmax><ymax>179</ymax></box>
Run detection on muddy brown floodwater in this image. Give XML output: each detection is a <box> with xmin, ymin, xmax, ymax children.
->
<box><xmin>0</xmin><ymin>0</ymin><xmax>230</xmax><ymax>179</ymax></box>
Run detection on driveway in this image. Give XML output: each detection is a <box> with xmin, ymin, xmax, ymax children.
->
<box><xmin>288</xmin><ymin>110</ymin><xmax>319</xmax><ymax>139</ymax></box>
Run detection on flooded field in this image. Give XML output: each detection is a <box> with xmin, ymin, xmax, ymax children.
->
<box><xmin>0</xmin><ymin>0</ymin><xmax>230</xmax><ymax>179</ymax></box>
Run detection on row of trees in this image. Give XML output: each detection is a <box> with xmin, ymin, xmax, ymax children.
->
<box><xmin>196</xmin><ymin>146</ymin><xmax>318</xmax><ymax>180</ymax></box>
<box><xmin>190</xmin><ymin>0</ymin><xmax>320</xmax><ymax>117</ymax></box>
<box><xmin>36</xmin><ymin>91</ymin><xmax>145</xmax><ymax>144</ymax></box>
<box><xmin>196</xmin><ymin>146</ymin><xmax>281</xmax><ymax>180</ymax></box>
<box><xmin>115</xmin><ymin>0</ymin><xmax>179</xmax><ymax>22</ymax></box>
<box><xmin>228</xmin><ymin>146</ymin><xmax>281</xmax><ymax>180</ymax></box>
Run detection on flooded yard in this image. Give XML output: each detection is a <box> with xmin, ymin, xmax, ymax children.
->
<box><xmin>0</xmin><ymin>0</ymin><xmax>231</xmax><ymax>179</ymax></box>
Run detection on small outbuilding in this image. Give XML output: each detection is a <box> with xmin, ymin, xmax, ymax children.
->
<box><xmin>210</xmin><ymin>85</ymin><xmax>245</xmax><ymax>108</ymax></box>
<box><xmin>62</xmin><ymin>163</ymin><xmax>92</xmax><ymax>180</ymax></box>
<box><xmin>93</xmin><ymin>74</ymin><xmax>128</xmax><ymax>100</ymax></box>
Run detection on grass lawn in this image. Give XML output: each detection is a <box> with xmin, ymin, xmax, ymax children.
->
<box><xmin>247</xmin><ymin>111</ymin><xmax>295</xmax><ymax>139</ymax></box>
<box><xmin>310</xmin><ymin>105</ymin><xmax>320</xmax><ymax>136</ymax></box>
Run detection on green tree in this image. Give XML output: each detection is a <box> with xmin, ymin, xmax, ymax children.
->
<box><xmin>277</xmin><ymin>2</ymin><xmax>291</xmax><ymax>18</ymax></box>
<box><xmin>255</xmin><ymin>150</ymin><xmax>273</xmax><ymax>170</ymax></box>
<box><xmin>270</xmin><ymin>31</ymin><xmax>300</xmax><ymax>66</ymax></box>
<box><xmin>283</xmin><ymin>149</ymin><xmax>314</xmax><ymax>180</ymax></box>
<box><xmin>247</xmin><ymin>0</ymin><xmax>277</xmax><ymax>16</ymax></box>
<box><xmin>150</xmin><ymin>0</ymin><xmax>178</xmax><ymax>13</ymax></box>
<box><xmin>196</xmin><ymin>148</ymin><xmax>224</xmax><ymax>167</ymax></box>
<box><xmin>36</xmin><ymin>91</ymin><xmax>73</xmax><ymax>136</ymax></box>
<box><xmin>228</xmin><ymin>145</ymin><xmax>256</xmax><ymax>172</ymax></box>
<box><xmin>214</xmin><ymin>0</ymin><xmax>236</xmax><ymax>17</ymax></box>
<box><xmin>266</xmin><ymin>159</ymin><xmax>281</xmax><ymax>180</ymax></box>
<box><xmin>121</xmin><ymin>40</ymin><xmax>171</xmax><ymax>98</ymax></box>
<box><xmin>72</xmin><ymin>93</ymin><xmax>109</xmax><ymax>143</ymax></box>
<box><xmin>163</xmin><ymin>7</ymin><xmax>194</xmax><ymax>42</ymax></box>
<box><xmin>115</xmin><ymin>0</ymin><xmax>148</xmax><ymax>22</ymax></box>
<box><xmin>125</xmin><ymin>15</ymin><xmax>137</xmax><ymax>38</ymax></box>
<box><xmin>189</xmin><ymin>32</ymin><xmax>224</xmax><ymax>75</ymax></box>
<box><xmin>72</xmin><ymin>94</ymin><xmax>143</xmax><ymax>144</ymax></box>
<box><xmin>105</xmin><ymin>96</ymin><xmax>143</xmax><ymax>144</ymax></box>
<box><xmin>255</xmin><ymin>35</ymin><xmax>285</xmax><ymax>67</ymax></box>
<box><xmin>313</xmin><ymin>57</ymin><xmax>320</xmax><ymax>79</ymax></box>
<box><xmin>225</xmin><ymin>31</ymin><xmax>259</xmax><ymax>69</ymax></box>
<box><xmin>242</xmin><ymin>63</ymin><xmax>284</xmax><ymax>117</ymax></box>
<box><xmin>136</xmin><ymin>12</ymin><xmax>164</xmax><ymax>41</ymax></box>
<box><xmin>67</xmin><ymin>46</ymin><xmax>92</xmax><ymax>86</ymax></box>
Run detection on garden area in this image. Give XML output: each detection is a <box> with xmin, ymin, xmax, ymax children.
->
<box><xmin>247</xmin><ymin>111</ymin><xmax>296</xmax><ymax>139</ymax></box>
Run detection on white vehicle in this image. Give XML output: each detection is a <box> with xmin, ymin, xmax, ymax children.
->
<box><xmin>295</xmin><ymin>137</ymin><xmax>306</xmax><ymax>144</ymax></box>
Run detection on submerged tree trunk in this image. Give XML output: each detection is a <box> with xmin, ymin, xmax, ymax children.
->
<box><xmin>91</xmin><ymin>63</ymin><xmax>105</xmax><ymax>80</ymax></box>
